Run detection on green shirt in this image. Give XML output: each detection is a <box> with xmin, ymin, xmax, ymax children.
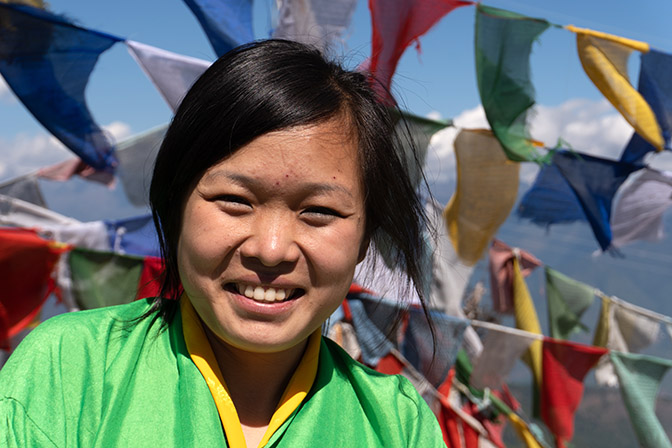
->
<box><xmin>0</xmin><ymin>299</ymin><xmax>445</xmax><ymax>447</ymax></box>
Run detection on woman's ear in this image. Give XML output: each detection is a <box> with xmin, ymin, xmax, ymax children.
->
<box><xmin>357</xmin><ymin>237</ymin><xmax>370</xmax><ymax>264</ymax></box>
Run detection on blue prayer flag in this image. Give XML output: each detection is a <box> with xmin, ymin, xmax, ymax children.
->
<box><xmin>104</xmin><ymin>214</ymin><xmax>160</xmax><ymax>257</ymax></box>
<box><xmin>182</xmin><ymin>0</ymin><xmax>254</xmax><ymax>57</ymax></box>
<box><xmin>553</xmin><ymin>150</ymin><xmax>642</xmax><ymax>250</ymax></box>
<box><xmin>517</xmin><ymin>161</ymin><xmax>586</xmax><ymax>226</ymax></box>
<box><xmin>0</xmin><ymin>4</ymin><xmax>121</xmax><ymax>171</ymax></box>
<box><xmin>621</xmin><ymin>49</ymin><xmax>672</xmax><ymax>163</ymax></box>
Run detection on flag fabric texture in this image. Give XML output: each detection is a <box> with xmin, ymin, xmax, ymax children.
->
<box><xmin>567</xmin><ymin>25</ymin><xmax>662</xmax><ymax>151</ymax></box>
<box><xmin>368</xmin><ymin>0</ymin><xmax>471</xmax><ymax>103</ymax></box>
<box><xmin>475</xmin><ymin>5</ymin><xmax>550</xmax><ymax>162</ymax></box>
<box><xmin>344</xmin><ymin>295</ymin><xmax>395</xmax><ymax>367</ymax></box>
<box><xmin>115</xmin><ymin>125</ymin><xmax>168</xmax><ymax>207</ymax></box>
<box><xmin>541</xmin><ymin>338</ymin><xmax>607</xmax><ymax>448</ymax></box>
<box><xmin>182</xmin><ymin>0</ymin><xmax>254</xmax><ymax>57</ymax></box>
<box><xmin>610</xmin><ymin>351</ymin><xmax>672</xmax><ymax>448</ymax></box>
<box><xmin>593</xmin><ymin>295</ymin><xmax>661</xmax><ymax>386</ymax></box>
<box><xmin>443</xmin><ymin>129</ymin><xmax>520</xmax><ymax>266</ymax></box>
<box><xmin>545</xmin><ymin>267</ymin><xmax>595</xmax><ymax>340</ymax></box>
<box><xmin>552</xmin><ymin>150</ymin><xmax>642</xmax><ymax>251</ymax></box>
<box><xmin>516</xmin><ymin>162</ymin><xmax>586</xmax><ymax>226</ymax></box>
<box><xmin>488</xmin><ymin>239</ymin><xmax>542</xmax><ymax>314</ymax></box>
<box><xmin>512</xmin><ymin>257</ymin><xmax>543</xmax><ymax>417</ymax></box>
<box><xmin>0</xmin><ymin>3</ymin><xmax>121</xmax><ymax>171</ymax></box>
<box><xmin>470</xmin><ymin>328</ymin><xmax>533</xmax><ymax>390</ymax></box>
<box><xmin>0</xmin><ymin>175</ymin><xmax>46</xmax><ymax>207</ymax></box>
<box><xmin>611</xmin><ymin>168</ymin><xmax>672</xmax><ymax>248</ymax></box>
<box><xmin>620</xmin><ymin>49</ymin><xmax>672</xmax><ymax>163</ymax></box>
<box><xmin>0</xmin><ymin>228</ymin><xmax>68</xmax><ymax>349</ymax></box>
<box><xmin>0</xmin><ymin>194</ymin><xmax>77</xmax><ymax>229</ymax></box>
<box><xmin>104</xmin><ymin>214</ymin><xmax>160</xmax><ymax>257</ymax></box>
<box><xmin>126</xmin><ymin>41</ymin><xmax>211</xmax><ymax>112</ymax></box>
<box><xmin>272</xmin><ymin>0</ymin><xmax>357</xmax><ymax>53</ymax></box>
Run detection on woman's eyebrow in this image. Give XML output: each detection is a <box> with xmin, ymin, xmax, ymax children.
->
<box><xmin>202</xmin><ymin>170</ymin><xmax>355</xmax><ymax>198</ymax></box>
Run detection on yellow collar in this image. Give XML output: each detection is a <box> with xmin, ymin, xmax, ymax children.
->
<box><xmin>181</xmin><ymin>298</ymin><xmax>321</xmax><ymax>448</ymax></box>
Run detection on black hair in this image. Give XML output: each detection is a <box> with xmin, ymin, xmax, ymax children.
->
<box><xmin>148</xmin><ymin>39</ymin><xmax>431</xmax><ymax>331</ymax></box>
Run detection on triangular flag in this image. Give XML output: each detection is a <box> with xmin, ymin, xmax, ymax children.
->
<box><xmin>126</xmin><ymin>41</ymin><xmax>211</xmax><ymax>112</ymax></box>
<box><xmin>567</xmin><ymin>25</ymin><xmax>662</xmax><ymax>151</ymax></box>
<box><xmin>116</xmin><ymin>125</ymin><xmax>168</xmax><ymax>207</ymax></box>
<box><xmin>541</xmin><ymin>338</ymin><xmax>607</xmax><ymax>448</ymax></box>
<box><xmin>620</xmin><ymin>49</ymin><xmax>672</xmax><ymax>163</ymax></box>
<box><xmin>0</xmin><ymin>3</ymin><xmax>121</xmax><ymax>170</ymax></box>
<box><xmin>368</xmin><ymin>0</ymin><xmax>471</xmax><ymax>103</ymax></box>
<box><xmin>272</xmin><ymin>0</ymin><xmax>357</xmax><ymax>53</ymax></box>
<box><xmin>611</xmin><ymin>168</ymin><xmax>672</xmax><ymax>248</ymax></box>
<box><xmin>545</xmin><ymin>267</ymin><xmax>595</xmax><ymax>340</ymax></box>
<box><xmin>443</xmin><ymin>129</ymin><xmax>520</xmax><ymax>266</ymax></box>
<box><xmin>552</xmin><ymin>150</ymin><xmax>642</xmax><ymax>251</ymax></box>
<box><xmin>0</xmin><ymin>228</ymin><xmax>69</xmax><ymax>349</ymax></box>
<box><xmin>512</xmin><ymin>256</ymin><xmax>543</xmax><ymax>417</ymax></box>
<box><xmin>610</xmin><ymin>351</ymin><xmax>672</xmax><ymax>448</ymax></box>
<box><xmin>471</xmin><ymin>328</ymin><xmax>533</xmax><ymax>390</ymax></box>
<box><xmin>475</xmin><ymin>5</ymin><xmax>550</xmax><ymax>162</ymax></box>
<box><xmin>488</xmin><ymin>239</ymin><xmax>542</xmax><ymax>314</ymax></box>
<box><xmin>182</xmin><ymin>0</ymin><xmax>254</xmax><ymax>57</ymax></box>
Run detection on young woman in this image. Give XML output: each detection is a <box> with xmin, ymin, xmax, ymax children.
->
<box><xmin>0</xmin><ymin>39</ymin><xmax>444</xmax><ymax>447</ymax></box>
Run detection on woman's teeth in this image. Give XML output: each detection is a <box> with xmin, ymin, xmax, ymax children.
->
<box><xmin>238</xmin><ymin>284</ymin><xmax>290</xmax><ymax>302</ymax></box>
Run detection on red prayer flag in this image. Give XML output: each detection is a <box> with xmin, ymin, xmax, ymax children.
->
<box><xmin>135</xmin><ymin>255</ymin><xmax>164</xmax><ymax>300</ymax></box>
<box><xmin>0</xmin><ymin>228</ymin><xmax>69</xmax><ymax>349</ymax></box>
<box><xmin>368</xmin><ymin>0</ymin><xmax>472</xmax><ymax>104</ymax></box>
<box><xmin>541</xmin><ymin>338</ymin><xmax>608</xmax><ymax>448</ymax></box>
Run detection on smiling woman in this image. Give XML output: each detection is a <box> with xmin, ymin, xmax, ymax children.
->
<box><xmin>0</xmin><ymin>39</ymin><xmax>445</xmax><ymax>447</ymax></box>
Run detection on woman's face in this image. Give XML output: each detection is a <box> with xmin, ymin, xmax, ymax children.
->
<box><xmin>178</xmin><ymin>116</ymin><xmax>367</xmax><ymax>354</ymax></box>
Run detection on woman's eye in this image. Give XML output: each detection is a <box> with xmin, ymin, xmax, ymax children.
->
<box><xmin>213</xmin><ymin>195</ymin><xmax>252</xmax><ymax>211</ymax></box>
<box><xmin>302</xmin><ymin>206</ymin><xmax>344</xmax><ymax>220</ymax></box>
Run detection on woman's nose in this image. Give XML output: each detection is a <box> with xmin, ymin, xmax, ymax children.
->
<box><xmin>239</xmin><ymin>212</ymin><xmax>300</xmax><ymax>267</ymax></box>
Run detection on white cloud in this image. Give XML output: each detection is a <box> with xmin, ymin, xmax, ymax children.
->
<box><xmin>0</xmin><ymin>121</ymin><xmax>133</xmax><ymax>181</ymax></box>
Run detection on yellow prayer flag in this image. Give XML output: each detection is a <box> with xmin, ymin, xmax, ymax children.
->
<box><xmin>509</xmin><ymin>413</ymin><xmax>543</xmax><ymax>448</ymax></box>
<box><xmin>592</xmin><ymin>293</ymin><xmax>611</xmax><ymax>347</ymax></box>
<box><xmin>443</xmin><ymin>129</ymin><xmax>519</xmax><ymax>266</ymax></box>
<box><xmin>512</xmin><ymin>256</ymin><xmax>543</xmax><ymax>415</ymax></box>
<box><xmin>566</xmin><ymin>25</ymin><xmax>663</xmax><ymax>151</ymax></box>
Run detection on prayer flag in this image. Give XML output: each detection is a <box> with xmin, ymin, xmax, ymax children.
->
<box><xmin>0</xmin><ymin>3</ymin><xmax>121</xmax><ymax>170</ymax></box>
<box><xmin>508</xmin><ymin>413</ymin><xmax>543</xmax><ymax>448</ymax></box>
<box><xmin>126</xmin><ymin>41</ymin><xmax>211</xmax><ymax>112</ymax></box>
<box><xmin>182</xmin><ymin>0</ymin><xmax>254</xmax><ymax>57</ymax></box>
<box><xmin>512</xmin><ymin>257</ymin><xmax>543</xmax><ymax>417</ymax></box>
<box><xmin>475</xmin><ymin>5</ymin><xmax>550</xmax><ymax>162</ymax></box>
<box><xmin>368</xmin><ymin>0</ymin><xmax>471</xmax><ymax>103</ymax></box>
<box><xmin>471</xmin><ymin>328</ymin><xmax>533</xmax><ymax>390</ymax></box>
<box><xmin>567</xmin><ymin>25</ymin><xmax>662</xmax><ymax>151</ymax></box>
<box><xmin>611</xmin><ymin>168</ymin><xmax>672</xmax><ymax>248</ymax></box>
<box><xmin>620</xmin><ymin>49</ymin><xmax>672</xmax><ymax>163</ymax></box>
<box><xmin>344</xmin><ymin>295</ymin><xmax>395</xmax><ymax>367</ymax></box>
<box><xmin>104</xmin><ymin>214</ymin><xmax>160</xmax><ymax>257</ymax></box>
<box><xmin>0</xmin><ymin>228</ymin><xmax>68</xmax><ymax>349</ymax></box>
<box><xmin>272</xmin><ymin>0</ymin><xmax>357</xmax><ymax>53</ymax></box>
<box><xmin>516</xmin><ymin>162</ymin><xmax>586</xmax><ymax>226</ymax></box>
<box><xmin>488</xmin><ymin>239</ymin><xmax>542</xmax><ymax>314</ymax></box>
<box><xmin>68</xmin><ymin>248</ymin><xmax>144</xmax><ymax>310</ymax></box>
<box><xmin>116</xmin><ymin>125</ymin><xmax>168</xmax><ymax>207</ymax></box>
<box><xmin>541</xmin><ymin>339</ymin><xmax>607</xmax><ymax>448</ymax></box>
<box><xmin>545</xmin><ymin>267</ymin><xmax>595</xmax><ymax>340</ymax></box>
<box><xmin>36</xmin><ymin>158</ymin><xmax>115</xmax><ymax>186</ymax></box>
<box><xmin>0</xmin><ymin>193</ymin><xmax>77</xmax><ymax>229</ymax></box>
<box><xmin>443</xmin><ymin>129</ymin><xmax>520</xmax><ymax>266</ymax></box>
<box><xmin>610</xmin><ymin>351</ymin><xmax>672</xmax><ymax>448</ymax></box>
<box><xmin>552</xmin><ymin>150</ymin><xmax>642</xmax><ymax>251</ymax></box>
<box><xmin>0</xmin><ymin>175</ymin><xmax>46</xmax><ymax>207</ymax></box>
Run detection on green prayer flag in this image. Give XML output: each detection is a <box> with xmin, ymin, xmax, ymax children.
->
<box><xmin>475</xmin><ymin>5</ymin><xmax>550</xmax><ymax>162</ymax></box>
<box><xmin>68</xmin><ymin>248</ymin><xmax>144</xmax><ymax>309</ymax></box>
<box><xmin>610</xmin><ymin>351</ymin><xmax>672</xmax><ymax>448</ymax></box>
<box><xmin>545</xmin><ymin>267</ymin><xmax>595</xmax><ymax>340</ymax></box>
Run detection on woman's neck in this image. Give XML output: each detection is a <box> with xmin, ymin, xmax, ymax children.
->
<box><xmin>203</xmin><ymin>327</ymin><xmax>308</xmax><ymax>442</ymax></box>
